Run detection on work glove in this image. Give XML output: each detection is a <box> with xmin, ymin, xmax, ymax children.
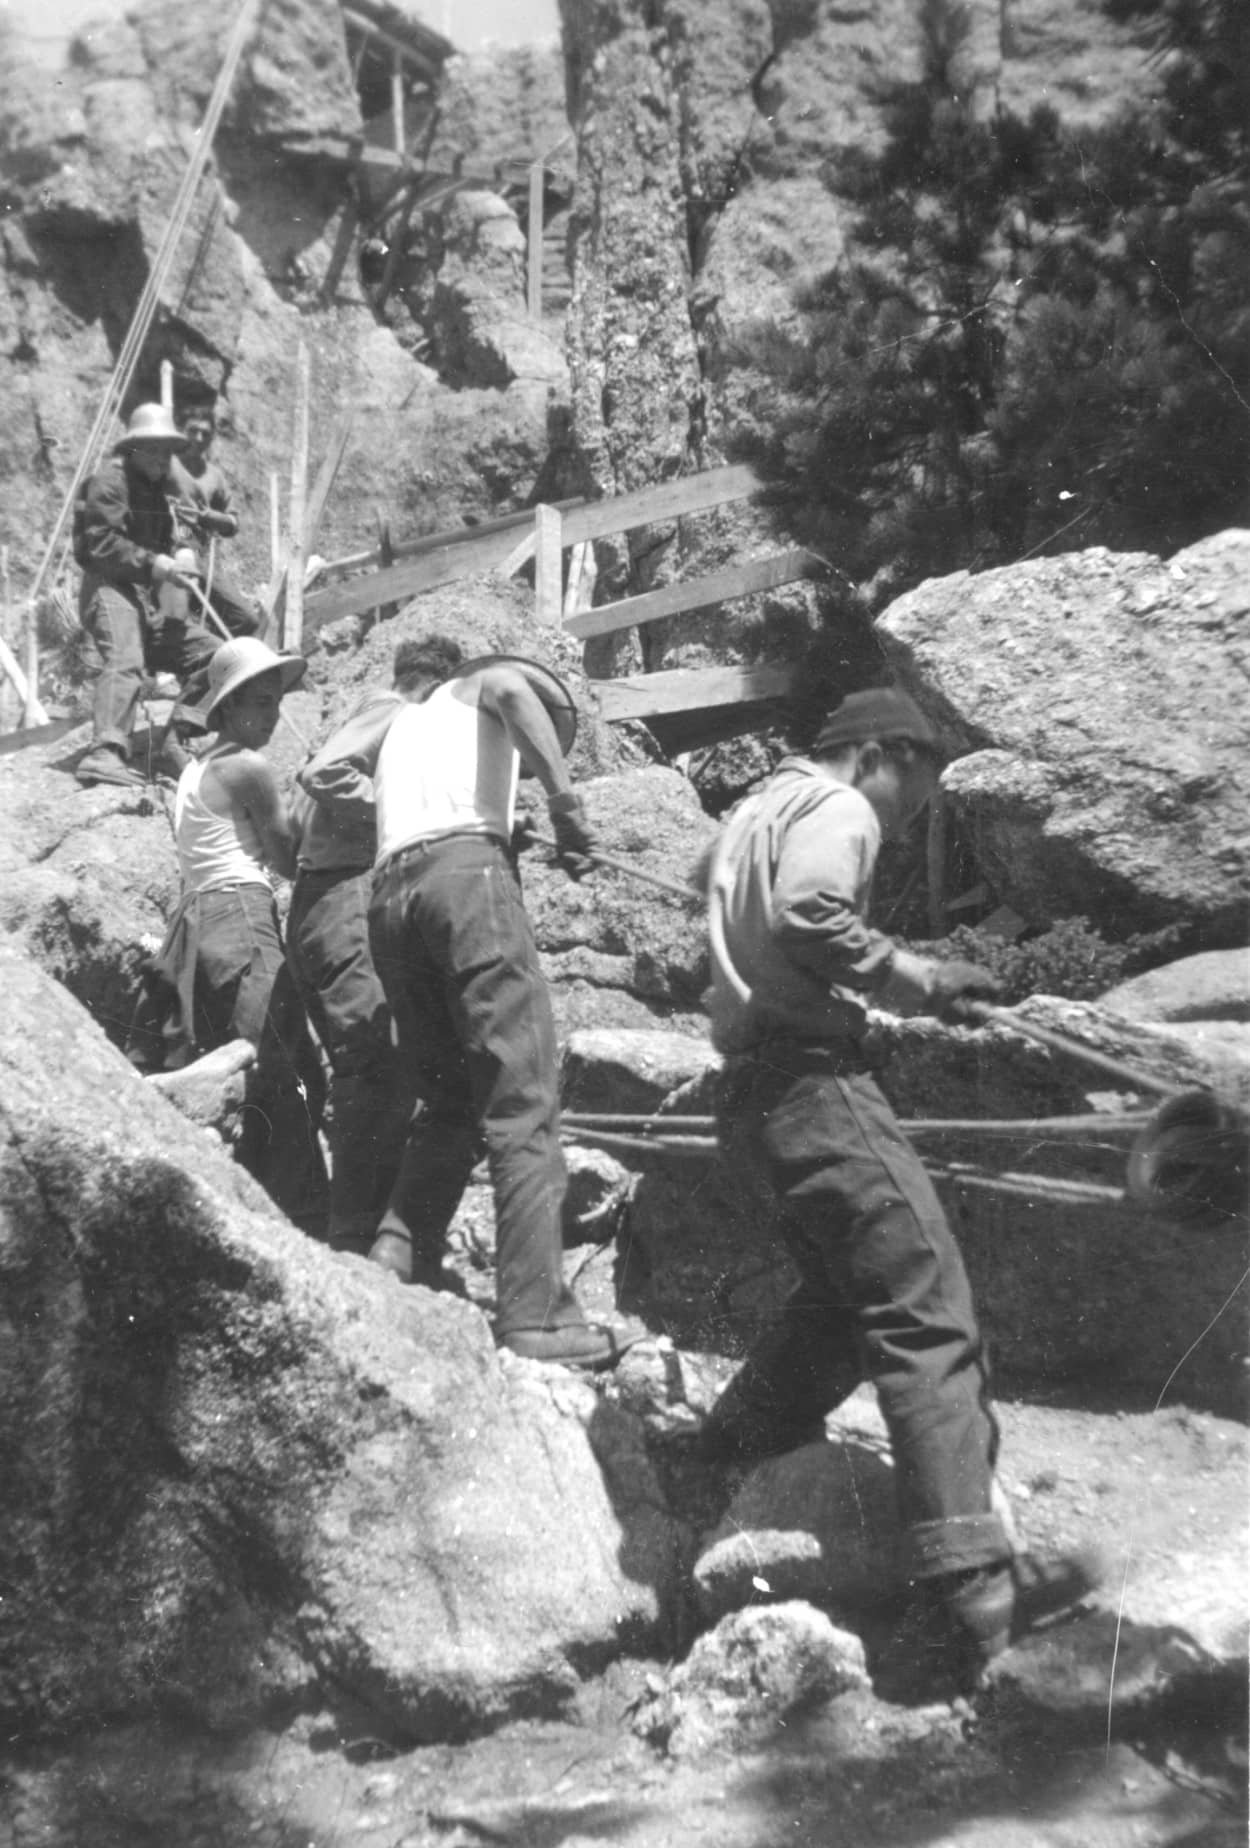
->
<box><xmin>547</xmin><ymin>790</ymin><xmax>599</xmax><ymax>881</ymax></box>
<box><xmin>927</xmin><ymin>959</ymin><xmax>1003</xmax><ymax>1023</ymax></box>
<box><xmin>199</xmin><ymin>508</ymin><xmax>239</xmax><ymax>539</ymax></box>
<box><xmin>510</xmin><ymin>810</ymin><xmax>541</xmax><ymax>856</ymax></box>
<box><xmin>151</xmin><ymin>553</ymin><xmax>180</xmax><ymax>585</ymax></box>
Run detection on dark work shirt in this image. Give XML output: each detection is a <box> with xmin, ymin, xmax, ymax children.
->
<box><xmin>75</xmin><ymin>457</ymin><xmax>177</xmax><ymax>589</ymax></box>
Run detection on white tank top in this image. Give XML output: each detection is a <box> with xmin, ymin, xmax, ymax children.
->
<box><xmin>375</xmin><ymin>682</ymin><xmax>518</xmax><ymax>865</ymax></box>
<box><xmin>175</xmin><ymin>744</ymin><xmax>272</xmax><ymax>895</ymax></box>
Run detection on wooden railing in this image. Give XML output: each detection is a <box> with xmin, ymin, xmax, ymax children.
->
<box><xmin>303</xmin><ymin>461</ymin><xmax>823</xmax><ymax>729</ymax></box>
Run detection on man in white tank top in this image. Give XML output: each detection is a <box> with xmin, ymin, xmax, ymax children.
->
<box><xmin>146</xmin><ymin>637</ymin><xmax>329</xmax><ymax>1233</ymax></box>
<box><xmin>299</xmin><ymin>635</ymin><xmax>634</xmax><ymax>1371</ymax></box>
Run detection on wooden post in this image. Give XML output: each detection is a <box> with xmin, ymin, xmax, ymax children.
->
<box><xmin>160</xmin><ymin>360</ymin><xmax>174</xmax><ymax>413</ymax></box>
<box><xmin>284</xmin><ymin>344</ymin><xmax>311</xmax><ymax>652</ymax></box>
<box><xmin>23</xmin><ymin>594</ymin><xmax>39</xmax><ymax>728</ymax></box>
<box><xmin>0</xmin><ymin>547</ymin><xmax>14</xmax><ymax>733</ymax></box>
<box><xmin>391</xmin><ymin>51</ymin><xmax>405</xmax><ymax>157</ymax></box>
<box><xmin>926</xmin><ymin>786</ymin><xmax>948</xmax><ymax>938</ymax></box>
<box><xmin>527</xmin><ymin>159</ymin><xmax>544</xmax><ymax>321</ymax></box>
<box><xmin>534</xmin><ymin>503</ymin><xmax>562</xmax><ymax>626</ymax></box>
<box><xmin>269</xmin><ymin>471</ymin><xmax>282</xmax><ymax>576</ymax></box>
<box><xmin>563</xmin><ymin>539</ymin><xmax>596</xmax><ymax>619</ymax></box>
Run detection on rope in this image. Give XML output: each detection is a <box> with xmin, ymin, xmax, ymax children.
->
<box><xmin>27</xmin><ymin>0</ymin><xmax>263</xmax><ymax>609</ymax></box>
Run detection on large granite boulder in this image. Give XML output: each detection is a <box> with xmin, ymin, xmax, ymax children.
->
<box><xmin>877</xmin><ymin>530</ymin><xmax>1250</xmax><ymax>947</ymax></box>
<box><xmin>0</xmin><ymin>948</ymin><xmax>684</xmax><ymax>1739</ymax></box>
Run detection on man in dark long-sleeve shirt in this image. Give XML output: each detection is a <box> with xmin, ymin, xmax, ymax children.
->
<box><xmin>73</xmin><ymin>402</ymin><xmax>220</xmax><ymax>788</ymax></box>
<box><xmin>705</xmin><ymin>687</ymin><xmax>1100</xmax><ymax>1691</ymax></box>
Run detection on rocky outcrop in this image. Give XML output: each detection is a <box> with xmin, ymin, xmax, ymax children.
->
<box><xmin>1100</xmin><ymin>950</ymin><xmax>1250</xmax><ymax>1025</ymax></box>
<box><xmin>0</xmin><ymin>947</ymin><xmax>685</xmax><ymax>1738</ymax></box>
<box><xmin>877</xmin><ymin>529</ymin><xmax>1250</xmax><ymax>948</ymax></box>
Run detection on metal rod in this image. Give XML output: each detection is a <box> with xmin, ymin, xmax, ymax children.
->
<box><xmin>532</xmin><ymin>832</ymin><xmax>701</xmax><ymax>903</ymax></box>
<box><xmin>956</xmin><ymin>999</ymin><xmax>1179</xmax><ymax>1098</ymax></box>
<box><xmin>561</xmin><ymin>1109</ymin><xmax>1153</xmax><ymax>1140</ymax></box>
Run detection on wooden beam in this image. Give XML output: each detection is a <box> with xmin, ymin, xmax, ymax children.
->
<box><xmin>559</xmin><ymin>464</ymin><xmax>761</xmax><ymax>548</ymax></box>
<box><xmin>498</xmin><ymin>529</ymin><xmax>536</xmax><ymax>578</ymax></box>
<box><xmin>341</xmin><ymin>7</ymin><xmax>444</xmax><ymax>78</ymax></box>
<box><xmin>927</xmin><ymin>787</ymin><xmax>948</xmax><ymax>937</ymax></box>
<box><xmin>306</xmin><ymin>413</ymin><xmax>355</xmax><ymax>555</ymax></box>
<box><xmin>564</xmin><ymin>548</ymin><xmax>822</xmax><ymax>641</ymax></box>
<box><xmin>317</xmin><ymin>497</ymin><xmax>584</xmax><ymax>583</ymax></box>
<box><xmin>283</xmin><ymin>343</ymin><xmax>310</xmax><ymax>651</ymax></box>
<box><xmin>0</xmin><ymin>632</ymin><xmax>48</xmax><ymax>726</ymax></box>
<box><xmin>22</xmin><ymin>596</ymin><xmax>39</xmax><ymax>727</ymax></box>
<box><xmin>304</xmin><ymin>522</ymin><xmax>553</xmax><ymax>631</ymax></box>
<box><xmin>159</xmin><ymin>360</ymin><xmax>174</xmax><ymax>413</ymax></box>
<box><xmin>534</xmin><ymin>505</ymin><xmax>562</xmax><ymax>624</ymax></box>
<box><xmin>390</xmin><ymin>51</ymin><xmax>405</xmax><ymax>157</ymax></box>
<box><xmin>595</xmin><ymin>662</ymin><xmax>798</xmax><ymax>724</ymax></box>
<box><xmin>318</xmin><ymin>197</ymin><xmax>360</xmax><ymax>303</ymax></box>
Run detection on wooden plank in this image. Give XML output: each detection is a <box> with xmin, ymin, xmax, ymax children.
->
<box><xmin>498</xmin><ymin>529</ymin><xmax>536</xmax><ymax>577</ymax></box>
<box><xmin>304</xmin><ymin>522</ymin><xmax>547</xmax><ymax>629</ymax></box>
<box><xmin>306</xmin><ymin>413</ymin><xmax>355</xmax><ymax>553</ymax></box>
<box><xmin>564</xmin><ymin>548</ymin><xmax>822</xmax><ymax>641</ymax></box>
<box><xmin>559</xmin><ymin>464</ymin><xmax>761</xmax><ymax>548</ymax></box>
<box><xmin>390</xmin><ymin>51</ymin><xmax>405</xmax><ymax>156</ymax></box>
<box><xmin>283</xmin><ymin>343</ymin><xmax>311</xmax><ymax>651</ymax></box>
<box><xmin>318</xmin><ymin>197</ymin><xmax>360</xmax><ymax>303</ymax></box>
<box><xmin>317</xmin><ymin>496</ymin><xmax>584</xmax><ymax>583</ymax></box>
<box><xmin>927</xmin><ymin>786</ymin><xmax>947</xmax><ymax>936</ymax></box>
<box><xmin>159</xmin><ymin>359</ymin><xmax>174</xmax><ymax>413</ymax></box>
<box><xmin>22</xmin><ymin>598</ymin><xmax>39</xmax><ymax>727</ymax></box>
<box><xmin>0</xmin><ymin>714</ymin><xmax>80</xmax><ymax>757</ymax></box>
<box><xmin>534</xmin><ymin>505</ymin><xmax>562</xmax><ymax>624</ymax></box>
<box><xmin>595</xmin><ymin>662</ymin><xmax>798</xmax><ymax>724</ymax></box>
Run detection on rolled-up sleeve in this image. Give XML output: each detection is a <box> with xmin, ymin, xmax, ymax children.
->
<box><xmin>772</xmin><ymin>799</ymin><xmax>935</xmax><ymax>1011</ymax></box>
<box><xmin>297</xmin><ymin>691</ymin><xmax>401</xmax><ymax>828</ymax></box>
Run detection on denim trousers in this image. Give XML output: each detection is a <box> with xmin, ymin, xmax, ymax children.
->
<box><xmin>287</xmin><ymin>868</ymin><xmax>410</xmax><ymax>1246</ymax></box>
<box><xmin>719</xmin><ymin>1044</ymin><xmax>1010</xmax><ymax>1581</ymax></box>
<box><xmin>368</xmin><ymin>834</ymin><xmax>582</xmax><ymax>1336</ymax></box>
<box><xmin>194</xmin><ymin>885</ymin><xmax>329</xmax><ymax>1234</ymax></box>
<box><xmin>79</xmin><ymin>578</ymin><xmax>219</xmax><ymax>753</ymax></box>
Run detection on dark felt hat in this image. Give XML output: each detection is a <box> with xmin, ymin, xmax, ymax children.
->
<box><xmin>812</xmin><ymin>688</ymin><xmax>944</xmax><ymax>758</ymax></box>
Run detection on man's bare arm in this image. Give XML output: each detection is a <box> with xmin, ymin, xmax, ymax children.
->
<box><xmin>472</xmin><ymin>667</ymin><xmax>572</xmax><ymax>799</ymax></box>
<box><xmin>216</xmin><ymin>751</ymin><xmax>299</xmax><ymax>880</ymax></box>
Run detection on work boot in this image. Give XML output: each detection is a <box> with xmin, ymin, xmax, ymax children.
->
<box><xmin>498</xmin><ymin>1322</ymin><xmax>643</xmax><ymax>1373</ymax></box>
<box><xmin>918</xmin><ymin>1548</ymin><xmax>1105</xmax><ymax>1692</ymax></box>
<box><xmin>76</xmin><ymin>743</ymin><xmax>146</xmax><ymax>789</ymax></box>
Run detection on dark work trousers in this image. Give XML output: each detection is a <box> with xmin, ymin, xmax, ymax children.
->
<box><xmin>368</xmin><ymin>834</ymin><xmax>583</xmax><ymax>1338</ymax></box>
<box><xmin>193</xmin><ymin>885</ymin><xmax>329</xmax><ymax>1236</ymax></box>
<box><xmin>287</xmin><ymin>867</ymin><xmax>410</xmax><ymax>1248</ymax></box>
<box><xmin>719</xmin><ymin>1043</ymin><xmax>1010</xmax><ymax>1583</ymax></box>
<box><xmin>80</xmin><ymin>578</ymin><xmax>219</xmax><ymax>754</ymax></box>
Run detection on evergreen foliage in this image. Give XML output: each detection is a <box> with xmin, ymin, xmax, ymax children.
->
<box><xmin>734</xmin><ymin>0</ymin><xmax>1250</xmax><ymax>608</ymax></box>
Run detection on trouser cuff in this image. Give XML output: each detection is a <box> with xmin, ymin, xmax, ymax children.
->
<box><xmin>902</xmin><ymin>1512</ymin><xmax>1012</xmax><ymax>1582</ymax></box>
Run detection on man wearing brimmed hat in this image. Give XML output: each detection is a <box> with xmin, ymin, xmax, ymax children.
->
<box><xmin>298</xmin><ymin>635</ymin><xmax>635</xmax><ymax>1371</ymax></box>
<box><xmin>703</xmin><ymin>686</ymin><xmax>1099</xmax><ymax>1691</ymax></box>
<box><xmin>72</xmin><ymin>402</ymin><xmax>224</xmax><ymax>788</ymax></box>
<box><xmin>143</xmin><ymin>636</ymin><xmax>328</xmax><ymax>1230</ymax></box>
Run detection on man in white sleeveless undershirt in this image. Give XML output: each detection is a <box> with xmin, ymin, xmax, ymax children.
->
<box><xmin>298</xmin><ymin>637</ymin><xmax>634</xmax><ymax>1371</ymax></box>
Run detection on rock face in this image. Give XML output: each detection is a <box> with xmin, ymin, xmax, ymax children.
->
<box><xmin>877</xmin><ymin>530</ymin><xmax>1250</xmax><ymax>947</ymax></box>
<box><xmin>0</xmin><ymin>0</ymin><xmax>575</xmax><ymax>609</ymax></box>
<box><xmin>0</xmin><ymin>948</ymin><xmax>684</xmax><ymax>1738</ymax></box>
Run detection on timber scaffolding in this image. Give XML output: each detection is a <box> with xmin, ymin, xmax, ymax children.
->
<box><xmin>282</xmin><ymin>0</ymin><xmax>575</xmax><ymax>321</ymax></box>
<box><xmin>300</xmin><ymin>465</ymin><xmax>827</xmax><ymax>755</ymax></box>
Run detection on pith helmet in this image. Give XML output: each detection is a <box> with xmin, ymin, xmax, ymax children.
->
<box><xmin>114</xmin><ymin>403</ymin><xmax>188</xmax><ymax>454</ymax></box>
<box><xmin>204</xmin><ymin>637</ymin><xmax>307</xmax><ymax>726</ymax></box>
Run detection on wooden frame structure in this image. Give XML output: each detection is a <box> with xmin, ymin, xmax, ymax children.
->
<box><xmin>303</xmin><ymin>462</ymin><xmax>826</xmax><ymax>747</ymax></box>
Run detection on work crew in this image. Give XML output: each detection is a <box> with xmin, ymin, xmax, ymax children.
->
<box><xmin>73</xmin><ymin>403</ymin><xmax>221</xmax><ymax>788</ymax></box>
<box><xmin>298</xmin><ymin>636</ymin><xmax>634</xmax><ymax>1370</ymax></box>
<box><xmin>286</xmin><ymin>643</ymin><xmax>427</xmax><ymax>1254</ymax></box>
<box><xmin>703</xmin><ymin>687</ymin><xmax>1099</xmax><ymax>1688</ymax></box>
<box><xmin>144</xmin><ymin>636</ymin><xmax>328</xmax><ymax>1232</ymax></box>
<box><xmin>169</xmin><ymin>408</ymin><xmax>262</xmax><ymax>641</ymax></box>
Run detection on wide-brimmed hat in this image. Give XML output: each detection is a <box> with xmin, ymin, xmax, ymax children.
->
<box><xmin>454</xmin><ymin>654</ymin><xmax>579</xmax><ymax>758</ymax></box>
<box><xmin>204</xmin><ymin>637</ymin><xmax>307</xmax><ymax>726</ymax></box>
<box><xmin>114</xmin><ymin>402</ymin><xmax>189</xmax><ymax>455</ymax></box>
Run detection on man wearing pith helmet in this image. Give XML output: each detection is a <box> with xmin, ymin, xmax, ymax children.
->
<box><xmin>72</xmin><ymin>402</ymin><xmax>221</xmax><ymax>788</ymax></box>
<box><xmin>143</xmin><ymin>636</ymin><xmax>328</xmax><ymax>1230</ymax></box>
<box><xmin>703</xmin><ymin>685</ymin><xmax>1101</xmax><ymax>1692</ymax></box>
